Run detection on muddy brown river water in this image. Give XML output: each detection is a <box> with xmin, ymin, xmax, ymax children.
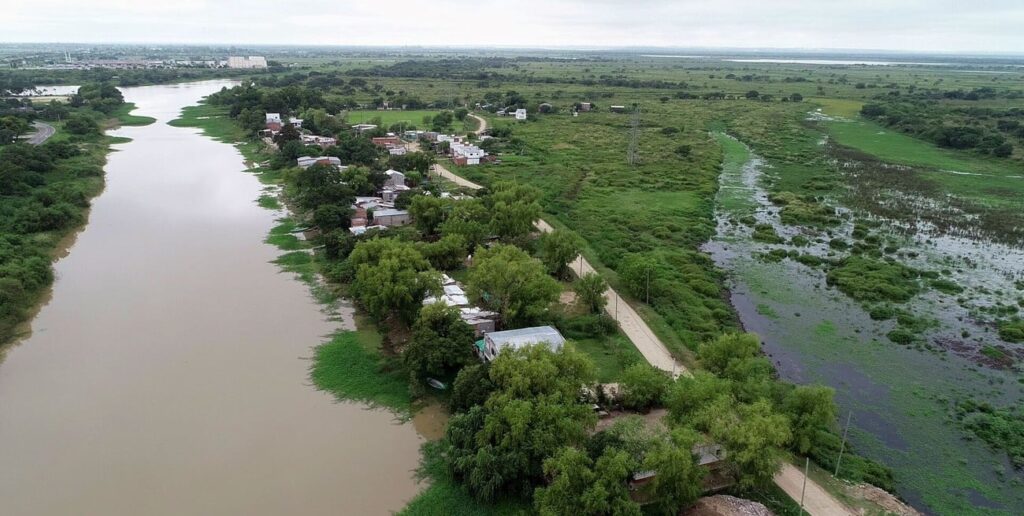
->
<box><xmin>0</xmin><ymin>81</ymin><xmax>423</xmax><ymax>515</ymax></box>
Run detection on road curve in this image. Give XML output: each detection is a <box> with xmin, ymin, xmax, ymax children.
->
<box><xmin>25</xmin><ymin>121</ymin><xmax>56</xmax><ymax>145</ymax></box>
<box><xmin>468</xmin><ymin>113</ymin><xmax>488</xmax><ymax>135</ymax></box>
<box><xmin>432</xmin><ymin>162</ymin><xmax>855</xmax><ymax>516</ymax></box>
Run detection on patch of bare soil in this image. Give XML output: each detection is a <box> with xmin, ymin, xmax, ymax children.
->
<box><xmin>847</xmin><ymin>483</ymin><xmax>922</xmax><ymax>516</ymax></box>
<box><xmin>685</xmin><ymin>495</ymin><xmax>773</xmax><ymax>516</ymax></box>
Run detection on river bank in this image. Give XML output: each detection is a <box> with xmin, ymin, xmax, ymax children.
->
<box><xmin>0</xmin><ymin>80</ymin><xmax>424</xmax><ymax>515</ymax></box>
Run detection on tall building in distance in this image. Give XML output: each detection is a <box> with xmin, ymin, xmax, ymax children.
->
<box><xmin>226</xmin><ymin>56</ymin><xmax>268</xmax><ymax>69</ymax></box>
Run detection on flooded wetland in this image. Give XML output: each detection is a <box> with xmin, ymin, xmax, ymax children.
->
<box><xmin>0</xmin><ymin>81</ymin><xmax>423</xmax><ymax>515</ymax></box>
<box><xmin>706</xmin><ymin>121</ymin><xmax>1024</xmax><ymax>513</ymax></box>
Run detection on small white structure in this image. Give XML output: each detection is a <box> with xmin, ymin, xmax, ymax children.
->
<box><xmin>289</xmin><ymin>117</ymin><xmax>303</xmax><ymax>129</ymax></box>
<box><xmin>384</xmin><ymin>169</ymin><xmax>406</xmax><ymax>188</ymax></box>
<box><xmin>514</xmin><ymin>108</ymin><xmax>527</xmax><ymax>120</ymax></box>
<box><xmin>265</xmin><ymin>113</ymin><xmax>282</xmax><ymax>124</ymax></box>
<box><xmin>226</xmin><ymin>56</ymin><xmax>268</xmax><ymax>69</ymax></box>
<box><xmin>382</xmin><ymin>185</ymin><xmax>410</xmax><ymax>203</ymax></box>
<box><xmin>477</xmin><ymin>326</ymin><xmax>566</xmax><ymax>362</ymax></box>
<box><xmin>451</xmin><ymin>141</ymin><xmax>486</xmax><ymax>165</ymax></box>
<box><xmin>297</xmin><ymin>156</ymin><xmax>341</xmax><ymax>169</ymax></box>
<box><xmin>300</xmin><ymin>134</ymin><xmax>337</xmax><ymax>148</ymax></box>
<box><xmin>352</xmin><ymin>123</ymin><xmax>378</xmax><ymax>133</ymax></box>
<box><xmin>372</xmin><ymin>208</ymin><xmax>410</xmax><ymax>227</ymax></box>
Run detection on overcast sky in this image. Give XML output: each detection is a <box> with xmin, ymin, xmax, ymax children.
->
<box><xmin>3</xmin><ymin>0</ymin><xmax>1023</xmax><ymax>53</ymax></box>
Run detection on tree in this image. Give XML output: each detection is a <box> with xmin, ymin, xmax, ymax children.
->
<box><xmin>454</xmin><ymin>107</ymin><xmax>469</xmax><ymax>121</ymax></box>
<box><xmin>445</xmin><ymin>345</ymin><xmax>597</xmax><ymax>500</ymax></box>
<box><xmin>641</xmin><ymin>428</ymin><xmax>705</xmax><ymax>514</ymax></box>
<box><xmin>789</xmin><ymin>92</ymin><xmax>804</xmax><ymax>102</ymax></box>
<box><xmin>409</xmin><ymin>195</ymin><xmax>450</xmax><ymax>235</ymax></box>
<box><xmin>573</xmin><ymin>273</ymin><xmax>608</xmax><ymax>314</ymax></box>
<box><xmin>487</xmin><ymin>182</ymin><xmax>541</xmax><ymax>242</ymax></box>
<box><xmin>312</xmin><ymin>204</ymin><xmax>351</xmax><ymax>231</ymax></box>
<box><xmin>348</xmin><ymin>238</ymin><xmax>441</xmax><ymax>324</ymax></box>
<box><xmin>449</xmin><ymin>363</ymin><xmax>494</xmax><ymax>413</ymax></box>
<box><xmin>467</xmin><ymin>244</ymin><xmax>560</xmax><ymax>327</ymax></box>
<box><xmin>538</xmin><ymin>229</ymin><xmax>584</xmax><ymax>279</ymax></box>
<box><xmin>419</xmin><ymin>234</ymin><xmax>467</xmax><ymax>271</ymax></box>
<box><xmin>745</xmin><ymin>90</ymin><xmax>760</xmax><ymax>99</ymax></box>
<box><xmin>273</xmin><ymin>123</ymin><xmax>301</xmax><ymax>144</ymax></box>
<box><xmin>783</xmin><ymin>385</ymin><xmax>838</xmax><ymax>454</ymax></box>
<box><xmin>439</xmin><ymin>199</ymin><xmax>490</xmax><ymax>251</ymax></box>
<box><xmin>711</xmin><ymin>400</ymin><xmax>792</xmax><ymax>489</ymax></box>
<box><xmin>698</xmin><ymin>333</ymin><xmax>761</xmax><ymax>377</ymax></box>
<box><xmin>619</xmin><ymin>253</ymin><xmax>660</xmax><ymax>303</ymax></box>
<box><xmin>64</xmin><ymin>114</ymin><xmax>98</xmax><ymax>135</ymax></box>
<box><xmin>665</xmin><ymin>371</ymin><xmax>731</xmax><ymax>427</ymax></box>
<box><xmin>402</xmin><ymin>303</ymin><xmax>476</xmax><ymax>384</ymax></box>
<box><xmin>534</xmin><ymin>447</ymin><xmax>641</xmax><ymax>516</ymax></box>
<box><xmin>619</xmin><ymin>363</ymin><xmax>672</xmax><ymax>412</ymax></box>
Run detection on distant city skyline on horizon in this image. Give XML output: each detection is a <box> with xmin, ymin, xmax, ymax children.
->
<box><xmin>4</xmin><ymin>0</ymin><xmax>1023</xmax><ymax>54</ymax></box>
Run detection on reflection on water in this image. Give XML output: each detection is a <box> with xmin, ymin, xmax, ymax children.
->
<box><xmin>0</xmin><ymin>81</ymin><xmax>422</xmax><ymax>516</ymax></box>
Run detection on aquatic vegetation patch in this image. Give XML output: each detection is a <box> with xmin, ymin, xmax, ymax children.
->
<box><xmin>311</xmin><ymin>330</ymin><xmax>412</xmax><ymax>413</ymax></box>
<box><xmin>998</xmin><ymin>319</ymin><xmax>1024</xmax><ymax>343</ymax></box>
<box><xmin>826</xmin><ymin>256</ymin><xmax>921</xmax><ymax>303</ymax></box>
<box><xmin>954</xmin><ymin>400</ymin><xmax>1024</xmax><ymax>470</ymax></box>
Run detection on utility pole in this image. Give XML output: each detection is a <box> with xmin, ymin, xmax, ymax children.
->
<box><xmin>835</xmin><ymin>410</ymin><xmax>853</xmax><ymax>477</ymax></box>
<box><xmin>614</xmin><ymin>292</ymin><xmax>618</xmax><ymax>320</ymax></box>
<box><xmin>645</xmin><ymin>267</ymin><xmax>650</xmax><ymax>305</ymax></box>
<box><xmin>799</xmin><ymin>457</ymin><xmax>809</xmax><ymax>516</ymax></box>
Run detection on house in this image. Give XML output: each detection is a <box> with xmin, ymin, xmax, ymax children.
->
<box><xmin>226</xmin><ymin>56</ymin><xmax>268</xmax><ymax>69</ymax></box>
<box><xmin>388</xmin><ymin>146</ymin><xmax>407</xmax><ymax>156</ymax></box>
<box><xmin>349</xmin><ymin>225</ymin><xmax>386</xmax><ymax>236</ymax></box>
<box><xmin>628</xmin><ymin>443</ymin><xmax>731</xmax><ymax>501</ymax></box>
<box><xmin>383</xmin><ymin>169</ymin><xmax>406</xmax><ymax>188</ymax></box>
<box><xmin>372</xmin><ymin>136</ymin><xmax>402</xmax><ymax>148</ymax></box>
<box><xmin>265</xmin><ymin>113</ymin><xmax>282</xmax><ymax>124</ymax></box>
<box><xmin>476</xmin><ymin>326</ymin><xmax>565</xmax><ymax>362</ymax></box>
<box><xmin>514</xmin><ymin>108</ymin><xmax>527</xmax><ymax>120</ymax></box>
<box><xmin>538</xmin><ymin>102</ymin><xmax>553</xmax><ymax>113</ymax></box>
<box><xmin>372</xmin><ymin>208</ymin><xmax>410</xmax><ymax>227</ymax></box>
<box><xmin>351</xmin><ymin>123</ymin><xmax>378</xmax><ymax>133</ymax></box>
<box><xmin>381</xmin><ymin>185</ymin><xmax>410</xmax><ymax>203</ymax></box>
<box><xmin>451</xmin><ymin>141</ymin><xmax>486</xmax><ymax>166</ymax></box>
<box><xmin>579</xmin><ymin>102</ymin><xmax>592</xmax><ymax>112</ymax></box>
<box><xmin>297</xmin><ymin>156</ymin><xmax>342</xmax><ymax>169</ymax></box>
<box><xmin>289</xmin><ymin>117</ymin><xmax>303</xmax><ymax>129</ymax></box>
<box><xmin>300</xmin><ymin>134</ymin><xmax>337</xmax><ymax>148</ymax></box>
<box><xmin>459</xmin><ymin>307</ymin><xmax>499</xmax><ymax>336</ymax></box>
<box><xmin>610</xmin><ymin>105</ymin><xmax>626</xmax><ymax>113</ymax></box>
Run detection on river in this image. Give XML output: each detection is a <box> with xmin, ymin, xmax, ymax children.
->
<box><xmin>0</xmin><ymin>81</ymin><xmax>423</xmax><ymax>515</ymax></box>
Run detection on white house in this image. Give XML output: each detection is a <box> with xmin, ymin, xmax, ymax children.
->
<box><xmin>388</xmin><ymin>146</ymin><xmax>407</xmax><ymax>156</ymax></box>
<box><xmin>514</xmin><ymin>108</ymin><xmax>527</xmax><ymax>120</ymax></box>
<box><xmin>451</xmin><ymin>141</ymin><xmax>486</xmax><ymax>165</ymax></box>
<box><xmin>289</xmin><ymin>117</ymin><xmax>303</xmax><ymax>129</ymax></box>
<box><xmin>226</xmin><ymin>56</ymin><xmax>268</xmax><ymax>69</ymax></box>
<box><xmin>265</xmin><ymin>113</ymin><xmax>282</xmax><ymax>124</ymax></box>
<box><xmin>351</xmin><ymin>123</ymin><xmax>378</xmax><ymax>133</ymax></box>
<box><xmin>476</xmin><ymin>326</ymin><xmax>566</xmax><ymax>362</ymax></box>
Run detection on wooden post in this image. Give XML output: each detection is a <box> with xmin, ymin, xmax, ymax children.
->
<box><xmin>799</xmin><ymin>456</ymin><xmax>809</xmax><ymax>515</ymax></box>
<box><xmin>835</xmin><ymin>410</ymin><xmax>852</xmax><ymax>477</ymax></box>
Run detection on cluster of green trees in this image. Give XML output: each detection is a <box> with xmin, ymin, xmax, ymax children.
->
<box><xmin>0</xmin><ymin>92</ymin><xmax>118</xmax><ymax>342</ymax></box>
<box><xmin>861</xmin><ymin>101</ymin><xmax>1018</xmax><ymax>157</ymax></box>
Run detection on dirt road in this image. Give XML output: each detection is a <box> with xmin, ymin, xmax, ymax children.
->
<box><xmin>468</xmin><ymin>113</ymin><xmax>488</xmax><ymax>135</ymax></box>
<box><xmin>433</xmin><ymin>162</ymin><xmax>854</xmax><ymax>516</ymax></box>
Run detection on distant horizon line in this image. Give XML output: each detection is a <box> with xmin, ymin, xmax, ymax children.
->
<box><xmin>3</xmin><ymin>42</ymin><xmax>1024</xmax><ymax>57</ymax></box>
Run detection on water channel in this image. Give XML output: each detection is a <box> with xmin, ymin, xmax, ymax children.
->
<box><xmin>0</xmin><ymin>80</ymin><xmax>423</xmax><ymax>515</ymax></box>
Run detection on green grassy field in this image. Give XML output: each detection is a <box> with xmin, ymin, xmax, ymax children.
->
<box><xmin>345</xmin><ymin>109</ymin><xmax>441</xmax><ymax>127</ymax></box>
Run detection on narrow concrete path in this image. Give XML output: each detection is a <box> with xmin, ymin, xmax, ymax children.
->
<box><xmin>432</xmin><ymin>162</ymin><xmax>855</xmax><ymax>516</ymax></box>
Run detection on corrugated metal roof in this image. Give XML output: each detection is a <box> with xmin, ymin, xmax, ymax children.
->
<box><xmin>485</xmin><ymin>326</ymin><xmax>565</xmax><ymax>350</ymax></box>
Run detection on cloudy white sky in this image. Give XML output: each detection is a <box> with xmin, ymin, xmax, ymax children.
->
<box><xmin>3</xmin><ymin>0</ymin><xmax>1023</xmax><ymax>53</ymax></box>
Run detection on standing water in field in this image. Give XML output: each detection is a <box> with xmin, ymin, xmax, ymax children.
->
<box><xmin>0</xmin><ymin>81</ymin><xmax>422</xmax><ymax>515</ymax></box>
<box><xmin>704</xmin><ymin>133</ymin><xmax>1024</xmax><ymax>515</ymax></box>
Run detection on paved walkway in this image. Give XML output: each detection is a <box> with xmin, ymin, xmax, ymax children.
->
<box><xmin>24</xmin><ymin>121</ymin><xmax>55</xmax><ymax>145</ymax></box>
<box><xmin>433</xmin><ymin>162</ymin><xmax>855</xmax><ymax>516</ymax></box>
